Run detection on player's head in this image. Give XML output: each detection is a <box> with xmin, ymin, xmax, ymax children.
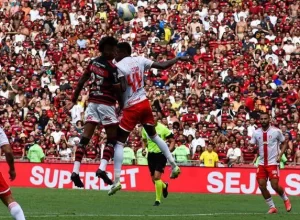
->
<box><xmin>98</xmin><ymin>36</ymin><xmax>118</xmax><ymax>60</ymax></box>
<box><xmin>260</xmin><ymin>112</ymin><xmax>270</xmax><ymax>129</ymax></box>
<box><xmin>116</xmin><ymin>42</ymin><xmax>132</xmax><ymax>62</ymax></box>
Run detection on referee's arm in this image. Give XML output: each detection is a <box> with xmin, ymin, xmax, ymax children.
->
<box><xmin>142</xmin><ymin>138</ymin><xmax>148</xmax><ymax>149</ymax></box>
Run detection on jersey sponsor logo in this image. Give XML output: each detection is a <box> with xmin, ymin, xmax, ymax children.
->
<box><xmin>90</xmin><ymin>65</ymin><xmax>108</xmax><ymax>77</ymax></box>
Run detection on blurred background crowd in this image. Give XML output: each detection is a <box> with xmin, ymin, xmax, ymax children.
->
<box><xmin>0</xmin><ymin>0</ymin><xmax>299</xmax><ymax>167</ymax></box>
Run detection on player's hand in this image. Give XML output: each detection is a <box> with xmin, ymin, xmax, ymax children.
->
<box><xmin>178</xmin><ymin>55</ymin><xmax>194</xmax><ymax>63</ymax></box>
<box><xmin>64</xmin><ymin>102</ymin><xmax>75</xmax><ymax>112</ymax></box>
<box><xmin>276</xmin><ymin>155</ymin><xmax>281</xmax><ymax>163</ymax></box>
<box><xmin>9</xmin><ymin>169</ymin><xmax>16</xmax><ymax>181</ymax></box>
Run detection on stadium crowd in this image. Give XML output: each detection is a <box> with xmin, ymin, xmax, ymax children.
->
<box><xmin>0</xmin><ymin>0</ymin><xmax>299</xmax><ymax>167</ymax></box>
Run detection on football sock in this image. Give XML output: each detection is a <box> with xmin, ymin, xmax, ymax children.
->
<box><xmin>73</xmin><ymin>137</ymin><xmax>90</xmax><ymax>174</ymax></box>
<box><xmin>99</xmin><ymin>143</ymin><xmax>114</xmax><ymax>171</ymax></box>
<box><xmin>150</xmin><ymin>135</ymin><xmax>177</xmax><ymax>168</ymax></box>
<box><xmin>113</xmin><ymin>142</ymin><xmax>124</xmax><ymax>183</ymax></box>
<box><xmin>99</xmin><ymin>159</ymin><xmax>108</xmax><ymax>171</ymax></box>
<box><xmin>280</xmin><ymin>192</ymin><xmax>288</xmax><ymax>201</ymax></box>
<box><xmin>265</xmin><ymin>197</ymin><xmax>275</xmax><ymax>208</ymax></box>
<box><xmin>155</xmin><ymin>180</ymin><xmax>163</xmax><ymax>202</ymax></box>
<box><xmin>8</xmin><ymin>202</ymin><xmax>25</xmax><ymax>220</ymax></box>
<box><xmin>73</xmin><ymin>161</ymin><xmax>81</xmax><ymax>174</ymax></box>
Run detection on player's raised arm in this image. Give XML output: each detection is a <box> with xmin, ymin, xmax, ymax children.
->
<box><xmin>1</xmin><ymin>144</ymin><xmax>15</xmax><ymax>181</ymax></box>
<box><xmin>72</xmin><ymin>69</ymin><xmax>91</xmax><ymax>104</ymax></box>
<box><xmin>151</xmin><ymin>56</ymin><xmax>192</xmax><ymax>70</ymax></box>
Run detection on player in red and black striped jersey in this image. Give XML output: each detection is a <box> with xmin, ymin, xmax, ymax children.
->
<box><xmin>66</xmin><ymin>37</ymin><xmax>126</xmax><ymax>188</ymax></box>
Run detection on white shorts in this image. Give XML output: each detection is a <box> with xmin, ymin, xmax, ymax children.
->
<box><xmin>84</xmin><ymin>103</ymin><xmax>118</xmax><ymax>126</ymax></box>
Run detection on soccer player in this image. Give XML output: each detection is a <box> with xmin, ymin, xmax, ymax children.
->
<box><xmin>142</xmin><ymin>111</ymin><xmax>175</xmax><ymax>206</ymax></box>
<box><xmin>98</xmin><ymin>42</ymin><xmax>191</xmax><ymax>195</ymax></box>
<box><xmin>0</xmin><ymin>128</ymin><xmax>26</xmax><ymax>220</ymax></box>
<box><xmin>249</xmin><ymin>113</ymin><xmax>292</xmax><ymax>214</ymax></box>
<box><xmin>66</xmin><ymin>36</ymin><xmax>125</xmax><ymax>187</ymax></box>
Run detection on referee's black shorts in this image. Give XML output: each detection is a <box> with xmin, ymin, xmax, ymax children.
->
<box><xmin>147</xmin><ymin>152</ymin><xmax>167</xmax><ymax>176</ymax></box>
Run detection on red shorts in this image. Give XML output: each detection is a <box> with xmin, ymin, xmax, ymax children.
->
<box><xmin>256</xmin><ymin>165</ymin><xmax>280</xmax><ymax>180</ymax></box>
<box><xmin>120</xmin><ymin>99</ymin><xmax>154</xmax><ymax>132</ymax></box>
<box><xmin>0</xmin><ymin>172</ymin><xmax>11</xmax><ymax>197</ymax></box>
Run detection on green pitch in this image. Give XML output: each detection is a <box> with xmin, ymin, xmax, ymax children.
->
<box><xmin>0</xmin><ymin>188</ymin><xmax>299</xmax><ymax>220</ymax></box>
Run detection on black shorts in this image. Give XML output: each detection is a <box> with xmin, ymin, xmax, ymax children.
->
<box><xmin>147</xmin><ymin>152</ymin><xmax>167</xmax><ymax>176</ymax></box>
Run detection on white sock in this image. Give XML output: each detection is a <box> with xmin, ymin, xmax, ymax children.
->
<box><xmin>280</xmin><ymin>192</ymin><xmax>288</xmax><ymax>201</ymax></box>
<box><xmin>8</xmin><ymin>202</ymin><xmax>25</xmax><ymax>220</ymax></box>
<box><xmin>266</xmin><ymin>198</ymin><xmax>275</xmax><ymax>208</ymax></box>
<box><xmin>72</xmin><ymin>161</ymin><xmax>81</xmax><ymax>174</ymax></box>
<box><xmin>99</xmin><ymin>159</ymin><xmax>108</xmax><ymax>171</ymax></box>
<box><xmin>150</xmin><ymin>135</ymin><xmax>177</xmax><ymax>168</ymax></box>
<box><xmin>113</xmin><ymin>143</ymin><xmax>124</xmax><ymax>184</ymax></box>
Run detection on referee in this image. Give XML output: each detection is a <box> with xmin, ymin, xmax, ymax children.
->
<box><xmin>142</xmin><ymin>111</ymin><xmax>175</xmax><ymax>206</ymax></box>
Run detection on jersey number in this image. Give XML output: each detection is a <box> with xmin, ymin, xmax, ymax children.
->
<box><xmin>91</xmin><ymin>73</ymin><xmax>104</xmax><ymax>95</ymax></box>
<box><xmin>127</xmin><ymin>72</ymin><xmax>142</xmax><ymax>92</ymax></box>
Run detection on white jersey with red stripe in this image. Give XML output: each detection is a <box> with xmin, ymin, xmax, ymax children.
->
<box><xmin>0</xmin><ymin>128</ymin><xmax>9</xmax><ymax>147</ymax></box>
<box><xmin>115</xmin><ymin>56</ymin><xmax>153</xmax><ymax>109</ymax></box>
<box><xmin>249</xmin><ymin>126</ymin><xmax>285</xmax><ymax>166</ymax></box>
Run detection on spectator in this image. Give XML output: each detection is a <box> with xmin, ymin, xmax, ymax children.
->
<box><xmin>226</xmin><ymin>140</ymin><xmax>241</xmax><ymax>167</ymax></box>
<box><xmin>123</xmin><ymin>145</ymin><xmax>136</xmax><ymax>165</ymax></box>
<box><xmin>200</xmin><ymin>143</ymin><xmax>219</xmax><ymax>167</ymax></box>
<box><xmin>136</xmin><ymin>148</ymin><xmax>148</xmax><ymax>165</ymax></box>
<box><xmin>50</xmin><ymin>125</ymin><xmax>64</xmax><ymax>144</ymax></box>
<box><xmin>172</xmin><ymin>144</ymin><xmax>190</xmax><ymax>163</ymax></box>
<box><xmin>0</xmin><ymin>0</ymin><xmax>298</xmax><ymax>167</ymax></box>
<box><xmin>58</xmin><ymin>142</ymin><xmax>72</xmax><ymax>161</ymax></box>
<box><xmin>27</xmin><ymin>141</ymin><xmax>45</xmax><ymax>163</ymax></box>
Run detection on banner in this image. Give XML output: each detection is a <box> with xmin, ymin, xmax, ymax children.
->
<box><xmin>1</xmin><ymin>162</ymin><xmax>300</xmax><ymax>195</ymax></box>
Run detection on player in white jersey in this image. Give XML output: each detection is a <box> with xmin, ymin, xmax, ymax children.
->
<box><xmin>0</xmin><ymin>128</ymin><xmax>26</xmax><ymax>220</ymax></box>
<box><xmin>97</xmin><ymin>42</ymin><xmax>191</xmax><ymax>195</ymax></box>
<box><xmin>250</xmin><ymin>113</ymin><xmax>292</xmax><ymax>214</ymax></box>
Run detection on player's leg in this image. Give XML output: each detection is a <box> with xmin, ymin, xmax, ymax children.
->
<box><xmin>96</xmin><ymin>124</ymin><xmax>119</xmax><ymax>185</ymax></box>
<box><xmin>269</xmin><ymin>167</ymin><xmax>292</xmax><ymax>212</ymax></box>
<box><xmin>96</xmin><ymin>105</ymin><xmax>120</xmax><ymax>185</ymax></box>
<box><xmin>143</xmin><ymin>124</ymin><xmax>180</xmax><ymax>179</ymax></box>
<box><xmin>152</xmin><ymin>153</ymin><xmax>168</xmax><ymax>206</ymax></box>
<box><xmin>0</xmin><ymin>174</ymin><xmax>25</xmax><ymax>220</ymax></box>
<box><xmin>108</xmin><ymin>107</ymin><xmax>134</xmax><ymax>195</ymax></box>
<box><xmin>256</xmin><ymin>166</ymin><xmax>277</xmax><ymax>214</ymax></box>
<box><xmin>140</xmin><ymin>101</ymin><xmax>180</xmax><ymax>178</ymax></box>
<box><xmin>71</xmin><ymin>103</ymin><xmax>98</xmax><ymax>187</ymax></box>
<box><xmin>107</xmin><ymin>127</ymin><xmax>129</xmax><ymax>195</ymax></box>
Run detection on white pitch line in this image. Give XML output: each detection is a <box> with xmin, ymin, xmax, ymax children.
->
<box><xmin>0</xmin><ymin>212</ymin><xmax>299</xmax><ymax>218</ymax></box>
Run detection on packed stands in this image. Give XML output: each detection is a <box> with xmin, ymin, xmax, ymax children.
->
<box><xmin>0</xmin><ymin>0</ymin><xmax>299</xmax><ymax>167</ymax></box>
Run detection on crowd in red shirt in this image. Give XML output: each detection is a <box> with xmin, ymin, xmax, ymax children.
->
<box><xmin>0</xmin><ymin>0</ymin><xmax>299</xmax><ymax>166</ymax></box>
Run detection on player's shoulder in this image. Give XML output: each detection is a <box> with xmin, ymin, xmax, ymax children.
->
<box><xmin>269</xmin><ymin>126</ymin><xmax>281</xmax><ymax>133</ymax></box>
<box><xmin>116</xmin><ymin>57</ymin><xmax>131</xmax><ymax>66</ymax></box>
<box><xmin>92</xmin><ymin>56</ymin><xmax>117</xmax><ymax>69</ymax></box>
<box><xmin>253</xmin><ymin>127</ymin><xmax>262</xmax><ymax>135</ymax></box>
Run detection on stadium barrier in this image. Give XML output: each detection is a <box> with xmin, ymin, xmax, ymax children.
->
<box><xmin>1</xmin><ymin>162</ymin><xmax>299</xmax><ymax>196</ymax></box>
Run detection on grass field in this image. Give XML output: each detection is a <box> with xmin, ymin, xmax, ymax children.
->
<box><xmin>0</xmin><ymin>188</ymin><xmax>299</xmax><ymax>220</ymax></box>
